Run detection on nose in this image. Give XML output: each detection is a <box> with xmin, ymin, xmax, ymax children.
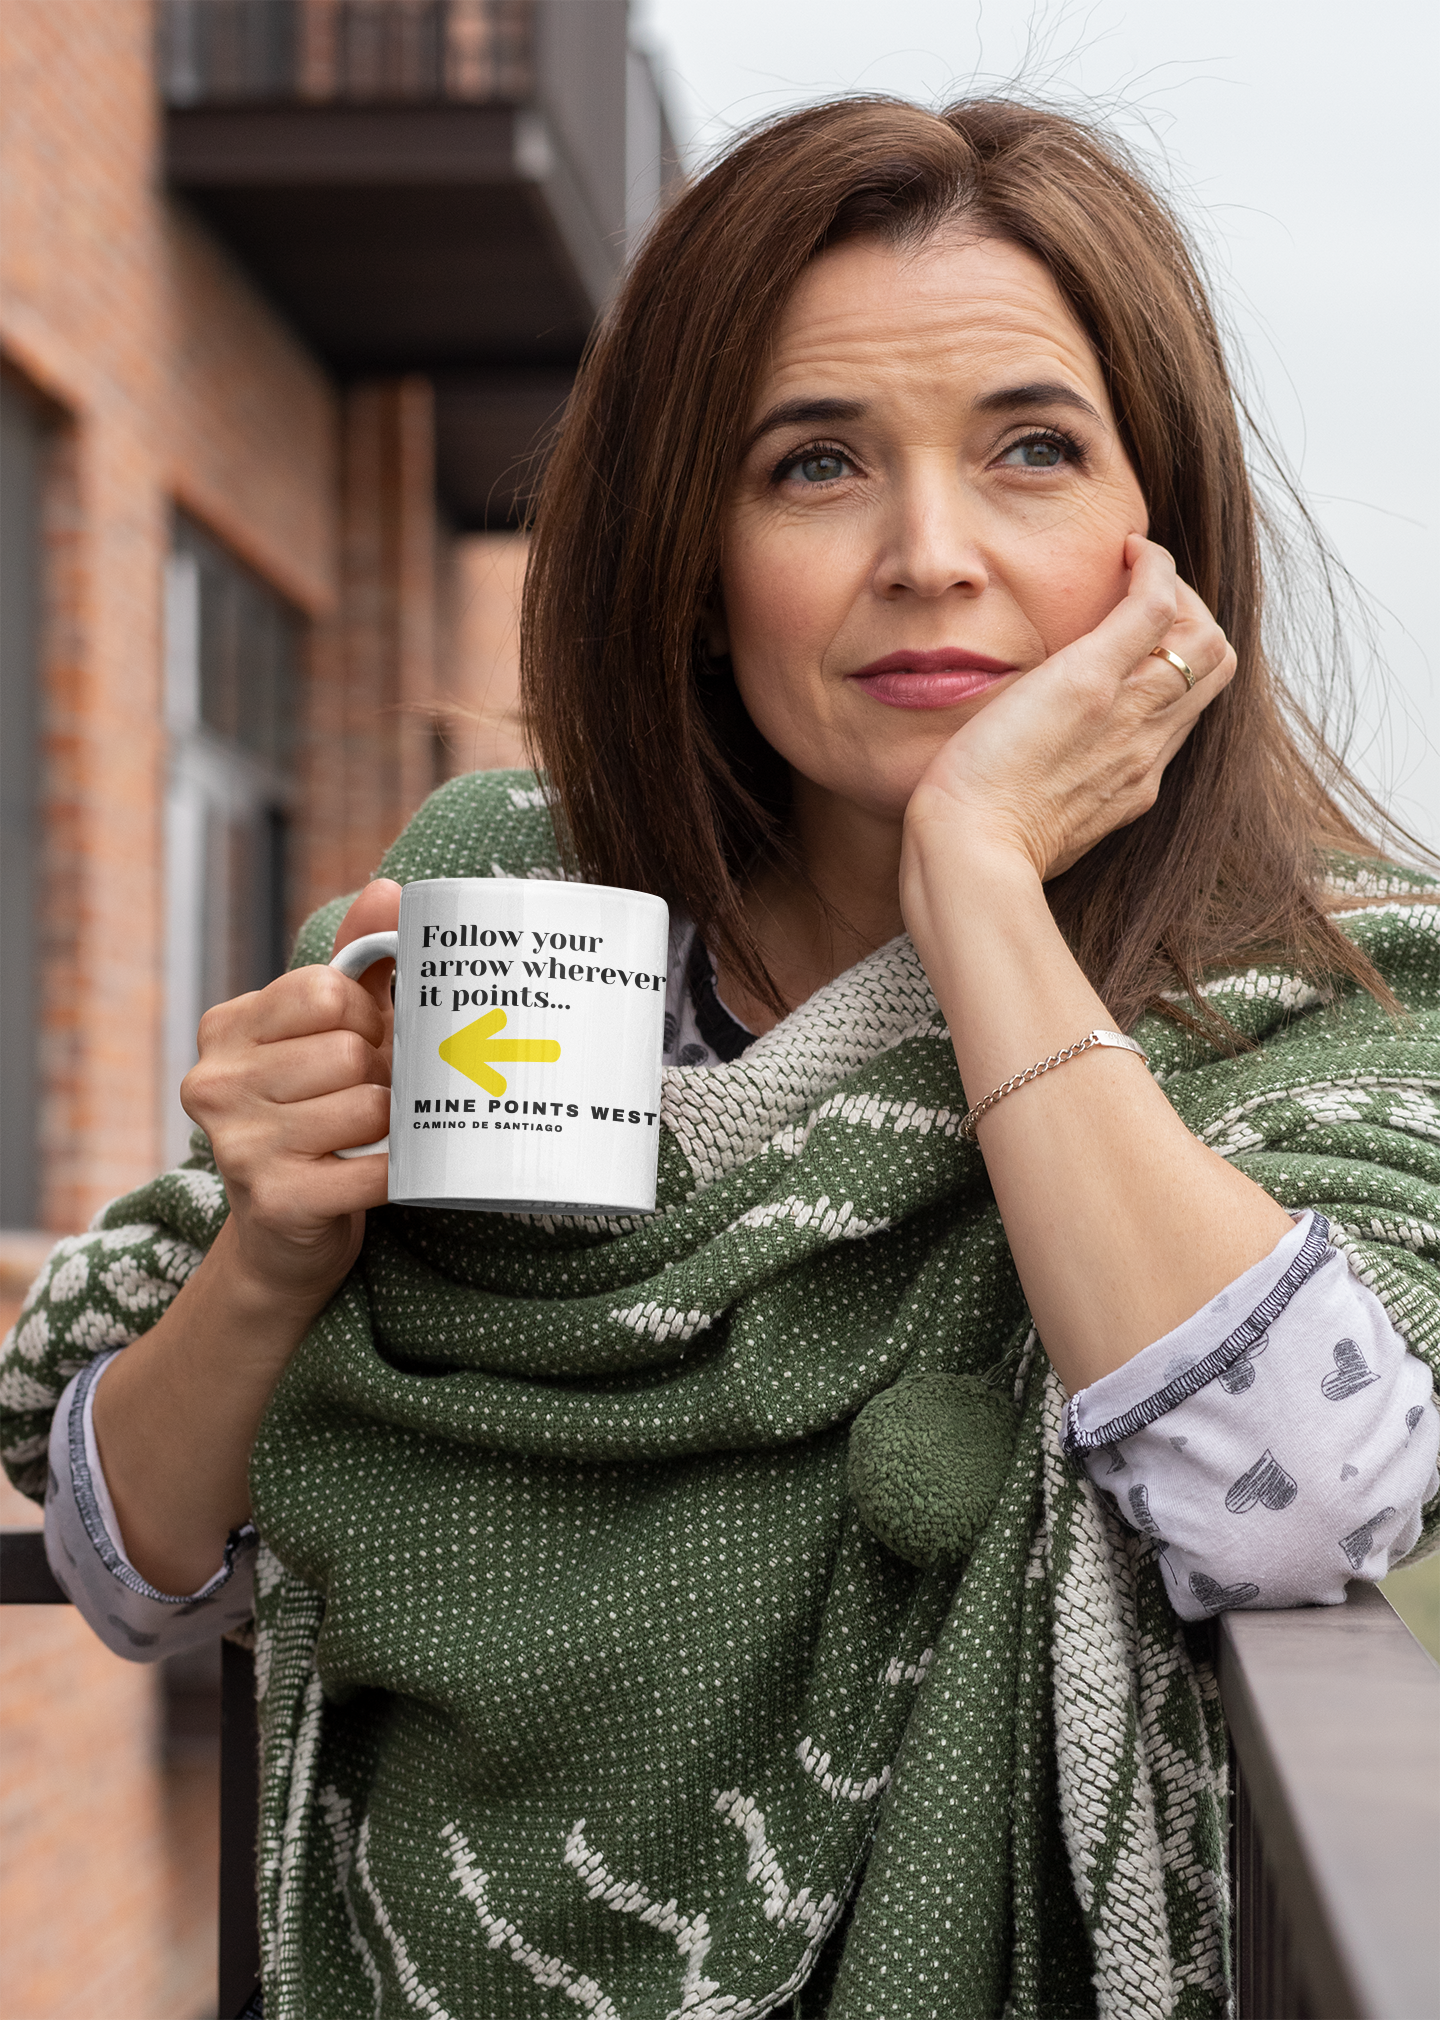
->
<box><xmin>871</xmin><ymin>457</ymin><xmax>990</xmax><ymax>602</ymax></box>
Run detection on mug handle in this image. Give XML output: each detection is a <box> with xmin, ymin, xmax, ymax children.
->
<box><xmin>329</xmin><ymin>931</ymin><xmax>399</xmax><ymax>1160</ymax></box>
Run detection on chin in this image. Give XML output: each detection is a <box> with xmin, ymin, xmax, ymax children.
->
<box><xmin>762</xmin><ymin>716</ymin><xmax>947</xmax><ymax>823</ymax></box>
<box><xmin>835</xmin><ymin>762</ymin><xmax>934</xmax><ymax>824</ymax></box>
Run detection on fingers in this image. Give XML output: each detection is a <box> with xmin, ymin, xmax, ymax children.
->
<box><xmin>1038</xmin><ymin>538</ymin><xmax>1227</xmax><ymax>702</ymax></box>
<box><xmin>240</xmin><ymin>1026</ymin><xmax>390</xmax><ymax>1104</ymax></box>
<box><xmin>916</xmin><ymin>535</ymin><xmax>1239</xmax><ymax>882</ymax></box>
<box><xmin>1145</xmin><ymin>586</ymin><xmax>1237</xmax><ymax>713</ymax></box>
<box><xmin>1109</xmin><ymin>552</ymin><xmax>1234</xmax><ymax>716</ymax></box>
<box><xmin>185</xmin><ymin>964</ymin><xmax>392</xmax><ymax>1179</ymax></box>
<box><xmin>1168</xmin><ymin>580</ymin><xmax>1231</xmax><ymax>669</ymax></box>
<box><xmin>203</xmin><ymin>964</ymin><xmax>387</xmax><ymax>1051</ymax></box>
<box><xmin>334</xmin><ymin>880</ymin><xmax>401</xmax><ymax>1025</ymax></box>
<box><xmin>169</xmin><ymin>885</ymin><xmax>403</xmax><ymax>1298</ymax></box>
<box><xmin>333</xmin><ymin>879</ymin><xmax>402</xmax><ymax>953</ymax></box>
<box><xmin>184</xmin><ymin>1063</ymin><xmax>390</xmax><ymax>1237</ymax></box>
<box><xmin>1070</xmin><ymin>537</ymin><xmax>1179</xmax><ymax>682</ymax></box>
<box><xmin>219</xmin><ymin>1083</ymin><xmax>392</xmax><ymax>1165</ymax></box>
<box><xmin>187</xmin><ymin>1011</ymin><xmax>386</xmax><ymax>1117</ymax></box>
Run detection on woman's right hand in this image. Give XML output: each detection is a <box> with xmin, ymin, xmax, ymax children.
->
<box><xmin>180</xmin><ymin>878</ymin><xmax>402</xmax><ymax>1320</ymax></box>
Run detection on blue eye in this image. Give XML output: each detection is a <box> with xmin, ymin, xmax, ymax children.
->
<box><xmin>1001</xmin><ymin>434</ymin><xmax>1071</xmax><ymax>469</ymax></box>
<box><xmin>781</xmin><ymin>448</ymin><xmax>851</xmax><ymax>485</ymax></box>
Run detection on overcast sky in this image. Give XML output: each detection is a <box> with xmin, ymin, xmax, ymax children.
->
<box><xmin>632</xmin><ymin>0</ymin><xmax>1439</xmax><ymax>852</ymax></box>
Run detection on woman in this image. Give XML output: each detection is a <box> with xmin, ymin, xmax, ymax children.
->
<box><xmin>5</xmin><ymin>98</ymin><xmax>1437</xmax><ymax>2019</ymax></box>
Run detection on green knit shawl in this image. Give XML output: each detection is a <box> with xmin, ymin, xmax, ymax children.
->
<box><xmin>5</xmin><ymin>770</ymin><xmax>1439</xmax><ymax>2020</ymax></box>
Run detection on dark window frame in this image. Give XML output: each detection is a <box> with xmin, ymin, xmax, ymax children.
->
<box><xmin>164</xmin><ymin>511</ymin><xmax>302</xmax><ymax>1162</ymax></box>
<box><xmin>0</xmin><ymin>372</ymin><xmax>56</xmax><ymax>1229</ymax></box>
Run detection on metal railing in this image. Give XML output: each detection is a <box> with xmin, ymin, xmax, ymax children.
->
<box><xmin>159</xmin><ymin>0</ymin><xmax>535</xmax><ymax>106</ymax></box>
<box><xmin>4</xmin><ymin>1526</ymin><xmax>1435</xmax><ymax>2018</ymax></box>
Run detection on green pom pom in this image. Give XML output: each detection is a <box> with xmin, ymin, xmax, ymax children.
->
<box><xmin>847</xmin><ymin>1373</ymin><xmax>1019</xmax><ymax>1567</ymax></box>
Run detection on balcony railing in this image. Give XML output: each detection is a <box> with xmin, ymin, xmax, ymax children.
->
<box><xmin>160</xmin><ymin>0</ymin><xmax>535</xmax><ymax>106</ymax></box>
<box><xmin>1218</xmin><ymin>1582</ymin><xmax>1439</xmax><ymax>2018</ymax></box>
<box><xmin>22</xmin><ymin>1526</ymin><xmax>1427</xmax><ymax>2018</ymax></box>
<box><xmin>153</xmin><ymin>0</ymin><xmax>674</xmax><ymax>523</ymax></box>
<box><xmin>154</xmin><ymin>0</ymin><xmax>639</xmax><ymax>387</ymax></box>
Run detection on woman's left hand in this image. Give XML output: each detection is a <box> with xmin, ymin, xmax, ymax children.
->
<box><xmin>902</xmin><ymin>535</ymin><xmax>1237</xmax><ymax>884</ymax></box>
<box><xmin>895</xmin><ymin>533</ymin><xmax>1288</xmax><ymax>1394</ymax></box>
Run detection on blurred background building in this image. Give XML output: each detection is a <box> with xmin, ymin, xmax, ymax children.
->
<box><xmin>0</xmin><ymin>3</ymin><xmax>674</xmax><ymax>2012</ymax></box>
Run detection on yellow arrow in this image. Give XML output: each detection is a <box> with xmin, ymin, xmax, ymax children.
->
<box><xmin>437</xmin><ymin>1008</ymin><xmax>561</xmax><ymax>1097</ymax></box>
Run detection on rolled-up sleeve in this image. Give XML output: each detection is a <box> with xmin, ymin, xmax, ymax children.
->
<box><xmin>44</xmin><ymin>1349</ymin><xmax>256</xmax><ymax>1661</ymax></box>
<box><xmin>1063</xmin><ymin>1211</ymin><xmax>1440</xmax><ymax>1618</ymax></box>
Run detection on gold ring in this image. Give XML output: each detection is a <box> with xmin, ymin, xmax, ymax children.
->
<box><xmin>1150</xmin><ymin>646</ymin><xmax>1196</xmax><ymax>690</ymax></box>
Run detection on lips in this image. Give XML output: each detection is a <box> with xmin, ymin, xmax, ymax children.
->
<box><xmin>848</xmin><ymin>648</ymin><xmax>1017</xmax><ymax>710</ymax></box>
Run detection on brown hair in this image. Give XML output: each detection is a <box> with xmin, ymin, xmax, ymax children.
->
<box><xmin>522</xmin><ymin>96</ymin><xmax>1400</xmax><ymax>1032</ymax></box>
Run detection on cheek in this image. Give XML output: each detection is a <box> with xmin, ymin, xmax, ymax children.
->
<box><xmin>727</xmin><ymin>634</ymin><xmax>815</xmax><ymax>769</ymax></box>
<box><xmin>1010</xmin><ymin>502</ymin><xmax>1142</xmax><ymax>651</ymax></box>
<box><xmin>718</xmin><ymin>545</ymin><xmax>807</xmax><ymax>763</ymax></box>
<box><xmin>720</xmin><ymin>514</ymin><xmax>864</xmax><ymax>672</ymax></box>
<box><xmin>720</xmin><ymin>549</ymin><xmax>827</xmax><ymax>759</ymax></box>
<box><xmin>1025</xmin><ymin>556</ymin><xmax>1128</xmax><ymax>646</ymax></box>
<box><xmin>722</xmin><ymin>532</ymin><xmax>859</xmax><ymax>784</ymax></box>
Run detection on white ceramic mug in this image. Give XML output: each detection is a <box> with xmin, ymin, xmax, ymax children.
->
<box><xmin>331</xmin><ymin>878</ymin><xmax>669</xmax><ymax>1214</ymax></box>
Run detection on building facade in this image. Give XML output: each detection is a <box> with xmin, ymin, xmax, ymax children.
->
<box><xmin>0</xmin><ymin>5</ymin><xmax>671</xmax><ymax>2011</ymax></box>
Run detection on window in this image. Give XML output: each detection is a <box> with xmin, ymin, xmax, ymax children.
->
<box><xmin>0</xmin><ymin>375</ymin><xmax>51</xmax><ymax>1228</ymax></box>
<box><xmin>164</xmin><ymin>514</ymin><xmax>299</xmax><ymax>1165</ymax></box>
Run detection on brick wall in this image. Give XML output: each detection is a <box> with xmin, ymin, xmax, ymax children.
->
<box><xmin>298</xmin><ymin>377</ymin><xmax>440</xmax><ymax>920</ymax></box>
<box><xmin>1</xmin><ymin>0</ymin><xmax>338</xmax><ymax>1230</ymax></box>
<box><xmin>442</xmin><ymin>531</ymin><xmax>530</xmax><ymax>779</ymax></box>
<box><xmin>0</xmin><ymin>3</ymin><xmax>336</xmax><ymax>2011</ymax></box>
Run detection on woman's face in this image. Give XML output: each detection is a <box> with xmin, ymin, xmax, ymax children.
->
<box><xmin>718</xmin><ymin>233</ymin><xmax>1150</xmax><ymax>824</ymax></box>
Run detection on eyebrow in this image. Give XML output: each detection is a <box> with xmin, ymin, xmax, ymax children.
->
<box><xmin>973</xmin><ymin>380</ymin><xmax>1104</xmax><ymax>423</ymax></box>
<box><xmin>743</xmin><ymin>397</ymin><xmax>867</xmax><ymax>455</ymax></box>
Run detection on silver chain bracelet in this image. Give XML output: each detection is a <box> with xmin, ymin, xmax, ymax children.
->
<box><xmin>960</xmin><ymin>1028</ymin><xmax>1148</xmax><ymax>1142</ymax></box>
